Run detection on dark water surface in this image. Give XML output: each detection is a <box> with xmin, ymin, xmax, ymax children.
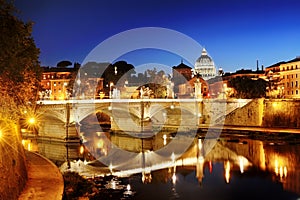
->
<box><xmin>24</xmin><ymin>131</ymin><xmax>300</xmax><ymax>200</ymax></box>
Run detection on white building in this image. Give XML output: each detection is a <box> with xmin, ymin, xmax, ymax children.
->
<box><xmin>194</xmin><ymin>48</ymin><xmax>217</xmax><ymax>80</ymax></box>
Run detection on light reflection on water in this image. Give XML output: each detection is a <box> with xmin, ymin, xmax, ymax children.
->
<box><xmin>22</xmin><ymin>132</ymin><xmax>300</xmax><ymax>200</ymax></box>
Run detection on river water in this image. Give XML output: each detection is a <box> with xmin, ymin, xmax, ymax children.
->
<box><xmin>22</xmin><ymin>130</ymin><xmax>300</xmax><ymax>200</ymax></box>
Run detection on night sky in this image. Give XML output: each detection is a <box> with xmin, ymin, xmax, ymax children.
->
<box><xmin>15</xmin><ymin>0</ymin><xmax>300</xmax><ymax>73</ymax></box>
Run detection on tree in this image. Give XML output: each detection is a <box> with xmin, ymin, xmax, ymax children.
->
<box><xmin>0</xmin><ymin>0</ymin><xmax>41</xmax><ymax>122</ymax></box>
<box><xmin>146</xmin><ymin>68</ymin><xmax>169</xmax><ymax>98</ymax></box>
<box><xmin>228</xmin><ymin>77</ymin><xmax>267</xmax><ymax>99</ymax></box>
<box><xmin>57</xmin><ymin>60</ymin><xmax>72</xmax><ymax>68</ymax></box>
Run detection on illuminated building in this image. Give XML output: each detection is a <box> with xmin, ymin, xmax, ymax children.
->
<box><xmin>264</xmin><ymin>62</ymin><xmax>283</xmax><ymax>98</ymax></box>
<box><xmin>279</xmin><ymin>57</ymin><xmax>300</xmax><ymax>98</ymax></box>
<box><xmin>172</xmin><ymin>61</ymin><xmax>193</xmax><ymax>97</ymax></box>
<box><xmin>172</xmin><ymin>61</ymin><xmax>192</xmax><ymax>81</ymax></box>
<box><xmin>194</xmin><ymin>48</ymin><xmax>217</xmax><ymax>81</ymax></box>
<box><xmin>40</xmin><ymin>66</ymin><xmax>79</xmax><ymax>100</ymax></box>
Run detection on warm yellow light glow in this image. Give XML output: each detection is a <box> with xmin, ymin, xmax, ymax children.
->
<box><xmin>27</xmin><ymin>143</ymin><xmax>32</xmax><ymax>151</ymax></box>
<box><xmin>97</xmin><ymin>139</ymin><xmax>104</xmax><ymax>148</ymax></box>
<box><xmin>79</xmin><ymin>145</ymin><xmax>84</xmax><ymax>154</ymax></box>
<box><xmin>274</xmin><ymin>158</ymin><xmax>288</xmax><ymax>179</ymax></box>
<box><xmin>279</xmin><ymin>166</ymin><xmax>283</xmax><ymax>178</ymax></box>
<box><xmin>172</xmin><ymin>173</ymin><xmax>177</xmax><ymax>184</ymax></box>
<box><xmin>0</xmin><ymin>130</ymin><xmax>2</xmax><ymax>139</ymax></box>
<box><xmin>283</xmin><ymin>166</ymin><xmax>287</xmax><ymax>177</ymax></box>
<box><xmin>239</xmin><ymin>157</ymin><xmax>244</xmax><ymax>174</ymax></box>
<box><xmin>272</xmin><ymin>102</ymin><xmax>279</xmax><ymax>109</ymax></box>
<box><xmin>28</xmin><ymin>117</ymin><xmax>36</xmax><ymax>125</ymax></box>
<box><xmin>225</xmin><ymin>161</ymin><xmax>231</xmax><ymax>183</ymax></box>
<box><xmin>275</xmin><ymin>159</ymin><xmax>279</xmax><ymax>175</ymax></box>
<box><xmin>198</xmin><ymin>138</ymin><xmax>202</xmax><ymax>150</ymax></box>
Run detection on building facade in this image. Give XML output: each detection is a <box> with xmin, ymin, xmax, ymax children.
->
<box><xmin>194</xmin><ymin>48</ymin><xmax>217</xmax><ymax>80</ymax></box>
<box><xmin>279</xmin><ymin>58</ymin><xmax>300</xmax><ymax>98</ymax></box>
<box><xmin>40</xmin><ymin>67</ymin><xmax>77</xmax><ymax>100</ymax></box>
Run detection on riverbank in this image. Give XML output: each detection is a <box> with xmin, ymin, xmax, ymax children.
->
<box><xmin>18</xmin><ymin>151</ymin><xmax>64</xmax><ymax>200</ymax></box>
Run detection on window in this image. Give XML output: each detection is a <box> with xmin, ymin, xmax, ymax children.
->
<box><xmin>288</xmin><ymin>91</ymin><xmax>290</xmax><ymax>95</ymax></box>
<box><xmin>283</xmin><ymin>75</ymin><xmax>285</xmax><ymax>79</ymax></box>
<box><xmin>292</xmin><ymin>82</ymin><xmax>294</xmax><ymax>88</ymax></box>
<box><xmin>296</xmin><ymin>90</ymin><xmax>299</xmax><ymax>95</ymax></box>
<box><xmin>296</xmin><ymin>81</ymin><xmax>298</xmax><ymax>87</ymax></box>
<box><xmin>291</xmin><ymin>66</ymin><xmax>293</xmax><ymax>70</ymax></box>
<box><xmin>287</xmin><ymin>66</ymin><xmax>289</xmax><ymax>70</ymax></box>
<box><xmin>292</xmin><ymin>90</ymin><xmax>294</xmax><ymax>95</ymax></box>
<box><xmin>292</xmin><ymin>74</ymin><xmax>294</xmax><ymax>79</ymax></box>
<box><xmin>287</xmin><ymin>82</ymin><xmax>289</xmax><ymax>87</ymax></box>
<box><xmin>296</xmin><ymin>74</ymin><xmax>298</xmax><ymax>78</ymax></box>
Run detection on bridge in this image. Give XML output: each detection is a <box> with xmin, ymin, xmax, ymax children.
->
<box><xmin>34</xmin><ymin>98</ymin><xmax>251</xmax><ymax>141</ymax></box>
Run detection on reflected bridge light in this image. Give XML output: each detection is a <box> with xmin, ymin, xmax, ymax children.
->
<box><xmin>163</xmin><ymin>134</ymin><xmax>167</xmax><ymax>146</ymax></box>
<box><xmin>79</xmin><ymin>145</ymin><xmax>84</xmax><ymax>154</ymax></box>
<box><xmin>172</xmin><ymin>173</ymin><xmax>177</xmax><ymax>184</ymax></box>
<box><xmin>225</xmin><ymin>160</ymin><xmax>231</xmax><ymax>183</ymax></box>
<box><xmin>239</xmin><ymin>157</ymin><xmax>244</xmax><ymax>174</ymax></box>
<box><xmin>171</xmin><ymin>152</ymin><xmax>175</xmax><ymax>163</ymax></box>
<box><xmin>109</xmin><ymin>163</ymin><xmax>113</xmax><ymax>174</ymax></box>
<box><xmin>127</xmin><ymin>184</ymin><xmax>131</xmax><ymax>191</ymax></box>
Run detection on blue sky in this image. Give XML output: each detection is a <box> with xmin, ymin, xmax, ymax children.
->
<box><xmin>15</xmin><ymin>0</ymin><xmax>300</xmax><ymax>73</ymax></box>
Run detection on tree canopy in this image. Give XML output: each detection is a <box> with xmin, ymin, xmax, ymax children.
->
<box><xmin>228</xmin><ymin>77</ymin><xmax>267</xmax><ymax>99</ymax></box>
<box><xmin>0</xmin><ymin>0</ymin><xmax>40</xmax><ymax>122</ymax></box>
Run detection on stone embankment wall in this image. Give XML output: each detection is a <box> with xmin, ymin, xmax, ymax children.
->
<box><xmin>263</xmin><ymin>99</ymin><xmax>300</xmax><ymax>128</ymax></box>
<box><xmin>0</xmin><ymin>122</ymin><xmax>27</xmax><ymax>200</ymax></box>
<box><xmin>222</xmin><ymin>98</ymin><xmax>300</xmax><ymax>128</ymax></box>
<box><xmin>223</xmin><ymin>99</ymin><xmax>264</xmax><ymax>126</ymax></box>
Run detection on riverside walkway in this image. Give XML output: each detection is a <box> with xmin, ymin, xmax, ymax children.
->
<box><xmin>18</xmin><ymin>151</ymin><xmax>64</xmax><ymax>200</ymax></box>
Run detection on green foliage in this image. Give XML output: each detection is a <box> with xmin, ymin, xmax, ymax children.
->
<box><xmin>0</xmin><ymin>0</ymin><xmax>40</xmax><ymax>122</ymax></box>
<box><xmin>228</xmin><ymin>77</ymin><xmax>267</xmax><ymax>99</ymax></box>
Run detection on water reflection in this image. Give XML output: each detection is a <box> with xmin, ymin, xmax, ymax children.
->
<box><xmin>22</xmin><ymin>131</ymin><xmax>300</xmax><ymax>199</ymax></box>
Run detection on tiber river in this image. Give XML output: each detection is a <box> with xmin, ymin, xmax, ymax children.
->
<box><xmin>22</xmin><ymin>126</ymin><xmax>300</xmax><ymax>200</ymax></box>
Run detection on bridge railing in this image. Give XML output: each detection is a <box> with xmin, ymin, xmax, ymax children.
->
<box><xmin>36</xmin><ymin>98</ymin><xmax>204</xmax><ymax>105</ymax></box>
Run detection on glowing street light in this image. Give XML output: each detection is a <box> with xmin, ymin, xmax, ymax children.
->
<box><xmin>28</xmin><ymin>117</ymin><xmax>36</xmax><ymax>125</ymax></box>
